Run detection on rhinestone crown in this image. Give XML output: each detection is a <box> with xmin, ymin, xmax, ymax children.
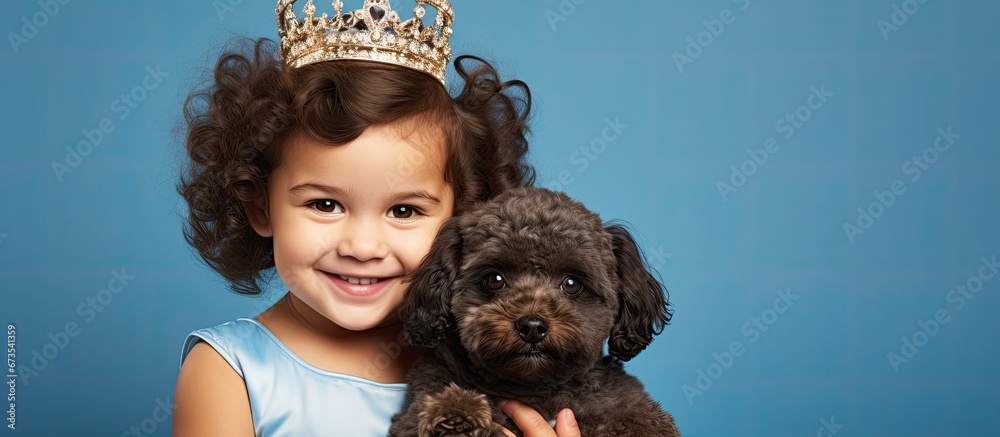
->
<box><xmin>276</xmin><ymin>0</ymin><xmax>454</xmax><ymax>85</ymax></box>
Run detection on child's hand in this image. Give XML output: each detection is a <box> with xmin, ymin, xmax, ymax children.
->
<box><xmin>499</xmin><ymin>400</ymin><xmax>581</xmax><ymax>437</ymax></box>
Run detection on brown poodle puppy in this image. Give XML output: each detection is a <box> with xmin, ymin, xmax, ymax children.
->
<box><xmin>388</xmin><ymin>187</ymin><xmax>680</xmax><ymax>437</ymax></box>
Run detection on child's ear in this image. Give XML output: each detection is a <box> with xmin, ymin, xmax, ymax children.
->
<box><xmin>244</xmin><ymin>195</ymin><xmax>273</xmax><ymax>238</ymax></box>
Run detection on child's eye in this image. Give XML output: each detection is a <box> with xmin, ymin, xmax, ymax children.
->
<box><xmin>388</xmin><ymin>205</ymin><xmax>422</xmax><ymax>222</ymax></box>
<box><xmin>309</xmin><ymin>199</ymin><xmax>343</xmax><ymax>215</ymax></box>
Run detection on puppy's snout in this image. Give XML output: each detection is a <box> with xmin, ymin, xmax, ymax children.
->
<box><xmin>515</xmin><ymin>316</ymin><xmax>548</xmax><ymax>344</ymax></box>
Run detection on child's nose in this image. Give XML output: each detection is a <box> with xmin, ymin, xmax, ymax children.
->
<box><xmin>336</xmin><ymin>218</ymin><xmax>389</xmax><ymax>261</ymax></box>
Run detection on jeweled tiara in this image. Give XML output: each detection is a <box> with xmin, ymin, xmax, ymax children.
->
<box><xmin>276</xmin><ymin>0</ymin><xmax>454</xmax><ymax>85</ymax></box>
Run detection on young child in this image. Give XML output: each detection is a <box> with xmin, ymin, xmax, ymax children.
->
<box><xmin>173</xmin><ymin>1</ymin><xmax>580</xmax><ymax>436</ymax></box>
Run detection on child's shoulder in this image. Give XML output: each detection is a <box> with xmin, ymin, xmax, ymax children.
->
<box><xmin>179</xmin><ymin>317</ymin><xmax>273</xmax><ymax>375</ymax></box>
<box><xmin>174</xmin><ymin>318</ymin><xmax>267</xmax><ymax>435</ymax></box>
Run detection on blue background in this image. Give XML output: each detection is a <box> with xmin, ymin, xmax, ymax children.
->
<box><xmin>2</xmin><ymin>0</ymin><xmax>998</xmax><ymax>435</ymax></box>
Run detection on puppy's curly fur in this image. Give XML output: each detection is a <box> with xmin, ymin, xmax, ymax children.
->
<box><xmin>388</xmin><ymin>187</ymin><xmax>680</xmax><ymax>437</ymax></box>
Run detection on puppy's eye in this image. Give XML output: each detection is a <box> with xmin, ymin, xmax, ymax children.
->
<box><xmin>561</xmin><ymin>276</ymin><xmax>583</xmax><ymax>294</ymax></box>
<box><xmin>483</xmin><ymin>272</ymin><xmax>506</xmax><ymax>291</ymax></box>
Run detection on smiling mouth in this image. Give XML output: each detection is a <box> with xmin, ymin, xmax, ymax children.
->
<box><xmin>335</xmin><ymin>274</ymin><xmax>383</xmax><ymax>285</ymax></box>
<box><xmin>322</xmin><ymin>271</ymin><xmax>401</xmax><ymax>298</ymax></box>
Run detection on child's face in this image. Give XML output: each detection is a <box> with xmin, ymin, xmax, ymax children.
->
<box><xmin>249</xmin><ymin>123</ymin><xmax>454</xmax><ymax>331</ymax></box>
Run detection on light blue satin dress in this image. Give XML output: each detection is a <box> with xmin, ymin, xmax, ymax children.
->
<box><xmin>180</xmin><ymin>318</ymin><xmax>408</xmax><ymax>437</ymax></box>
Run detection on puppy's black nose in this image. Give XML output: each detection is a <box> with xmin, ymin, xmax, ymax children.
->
<box><xmin>515</xmin><ymin>316</ymin><xmax>548</xmax><ymax>344</ymax></box>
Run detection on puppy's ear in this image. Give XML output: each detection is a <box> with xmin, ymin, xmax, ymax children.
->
<box><xmin>399</xmin><ymin>218</ymin><xmax>463</xmax><ymax>348</ymax></box>
<box><xmin>606</xmin><ymin>224</ymin><xmax>672</xmax><ymax>361</ymax></box>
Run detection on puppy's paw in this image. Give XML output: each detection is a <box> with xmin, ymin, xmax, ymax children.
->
<box><xmin>417</xmin><ymin>383</ymin><xmax>493</xmax><ymax>437</ymax></box>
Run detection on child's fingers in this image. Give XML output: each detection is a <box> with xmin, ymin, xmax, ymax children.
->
<box><xmin>498</xmin><ymin>399</ymin><xmax>558</xmax><ymax>437</ymax></box>
<box><xmin>554</xmin><ymin>408</ymin><xmax>580</xmax><ymax>437</ymax></box>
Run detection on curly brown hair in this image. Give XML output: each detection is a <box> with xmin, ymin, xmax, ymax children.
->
<box><xmin>178</xmin><ymin>38</ymin><xmax>535</xmax><ymax>296</ymax></box>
